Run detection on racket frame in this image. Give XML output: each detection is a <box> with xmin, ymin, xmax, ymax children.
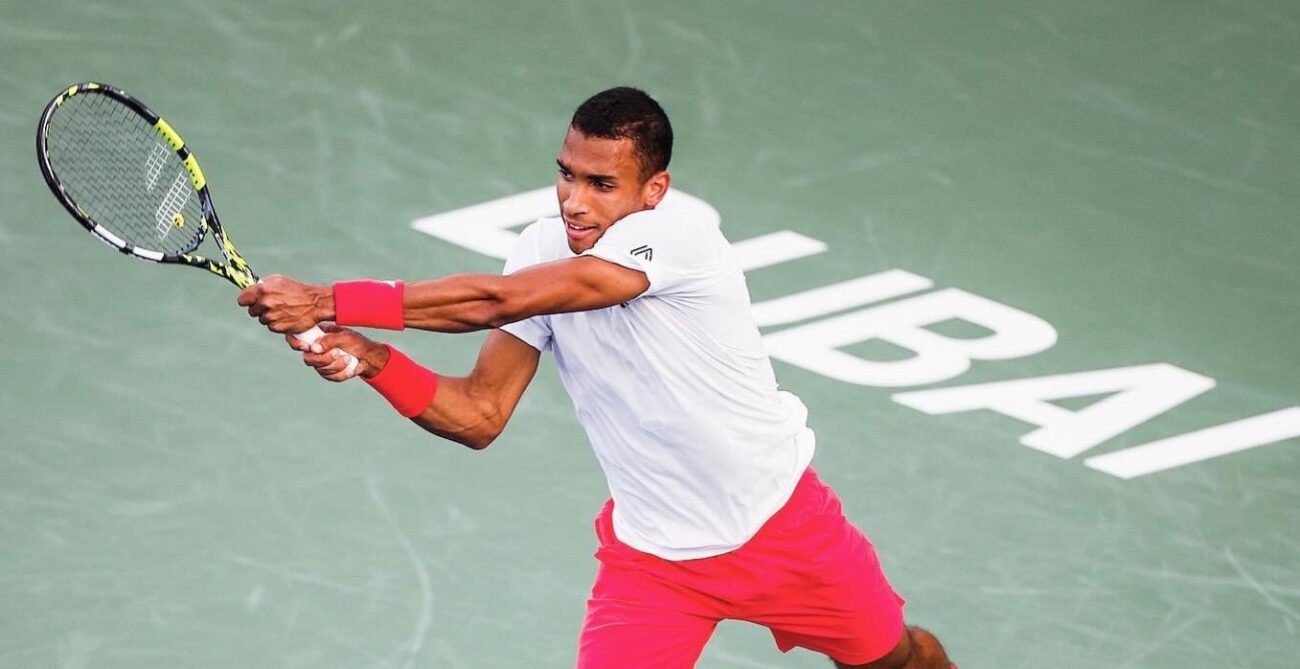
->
<box><xmin>37</xmin><ymin>82</ymin><xmax>257</xmax><ymax>289</ymax></box>
<box><xmin>36</xmin><ymin>81</ymin><xmax>358</xmax><ymax>374</ymax></box>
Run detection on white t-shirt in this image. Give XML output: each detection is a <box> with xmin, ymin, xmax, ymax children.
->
<box><xmin>500</xmin><ymin>198</ymin><xmax>815</xmax><ymax>560</ymax></box>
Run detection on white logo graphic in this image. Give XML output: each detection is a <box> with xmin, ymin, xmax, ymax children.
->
<box><xmin>153</xmin><ymin>172</ymin><xmax>191</xmax><ymax>241</ymax></box>
<box><xmin>144</xmin><ymin>143</ymin><xmax>168</xmax><ymax>192</ymax></box>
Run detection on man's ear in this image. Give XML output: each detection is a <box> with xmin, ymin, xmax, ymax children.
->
<box><xmin>642</xmin><ymin>171</ymin><xmax>671</xmax><ymax>208</ymax></box>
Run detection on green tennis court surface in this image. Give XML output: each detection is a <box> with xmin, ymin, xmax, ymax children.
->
<box><xmin>2</xmin><ymin>1</ymin><xmax>1296</xmax><ymax>667</ymax></box>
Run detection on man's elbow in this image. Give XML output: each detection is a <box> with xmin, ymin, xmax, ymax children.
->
<box><xmin>415</xmin><ymin>414</ymin><xmax>503</xmax><ymax>450</ymax></box>
<box><xmin>453</xmin><ymin>415</ymin><xmax>506</xmax><ymax>451</ymax></box>
<box><xmin>458</xmin><ymin>301</ymin><xmax>516</xmax><ymax>330</ymax></box>
<box><xmin>479</xmin><ymin>303</ymin><xmax>532</xmax><ymax>330</ymax></box>
<box><xmin>460</xmin><ymin>431</ymin><xmax>497</xmax><ymax>451</ymax></box>
<box><xmin>478</xmin><ymin>284</ymin><xmax>535</xmax><ymax>329</ymax></box>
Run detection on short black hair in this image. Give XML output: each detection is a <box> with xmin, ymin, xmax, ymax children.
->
<box><xmin>570</xmin><ymin>87</ymin><xmax>673</xmax><ymax>181</ymax></box>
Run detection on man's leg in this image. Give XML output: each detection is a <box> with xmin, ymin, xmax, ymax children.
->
<box><xmin>576</xmin><ymin>585</ymin><xmax>718</xmax><ymax>669</ymax></box>
<box><xmin>832</xmin><ymin>625</ymin><xmax>953</xmax><ymax>669</ymax></box>
<box><xmin>731</xmin><ymin>469</ymin><xmax>955</xmax><ymax>667</ymax></box>
<box><xmin>577</xmin><ymin>500</ymin><xmax>721</xmax><ymax>669</ymax></box>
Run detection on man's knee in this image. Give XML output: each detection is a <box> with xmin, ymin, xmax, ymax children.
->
<box><xmin>833</xmin><ymin>625</ymin><xmax>951</xmax><ymax>669</ymax></box>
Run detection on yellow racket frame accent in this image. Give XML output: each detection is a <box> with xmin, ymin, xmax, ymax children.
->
<box><xmin>154</xmin><ymin>118</ymin><xmax>207</xmax><ymax>191</ymax></box>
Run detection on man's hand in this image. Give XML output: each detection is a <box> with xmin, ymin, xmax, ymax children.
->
<box><xmin>237</xmin><ymin>274</ymin><xmax>334</xmax><ymax>335</ymax></box>
<box><xmin>286</xmin><ymin>323</ymin><xmax>390</xmax><ymax>382</ymax></box>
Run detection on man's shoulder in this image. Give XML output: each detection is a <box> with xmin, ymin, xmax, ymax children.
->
<box><xmin>616</xmin><ymin>200</ymin><xmax>716</xmax><ymax>236</ymax></box>
<box><xmin>603</xmin><ymin>204</ymin><xmax>729</xmax><ymax>274</ymax></box>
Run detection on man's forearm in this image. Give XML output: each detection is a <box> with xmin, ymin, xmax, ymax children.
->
<box><xmin>400</xmin><ymin>274</ymin><xmax>519</xmax><ymax>332</ymax></box>
<box><xmin>321</xmin><ymin>274</ymin><xmax>518</xmax><ymax>333</ymax></box>
<box><xmin>321</xmin><ymin>257</ymin><xmax>647</xmax><ymax>334</ymax></box>
<box><xmin>408</xmin><ymin>375</ymin><xmax>507</xmax><ymax>450</ymax></box>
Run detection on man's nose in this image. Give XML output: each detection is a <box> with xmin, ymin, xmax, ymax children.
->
<box><xmin>562</xmin><ymin>184</ymin><xmax>587</xmax><ymax>216</ymax></box>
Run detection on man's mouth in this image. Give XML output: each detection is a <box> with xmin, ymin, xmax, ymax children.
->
<box><xmin>565</xmin><ymin>220</ymin><xmax>598</xmax><ymax>240</ymax></box>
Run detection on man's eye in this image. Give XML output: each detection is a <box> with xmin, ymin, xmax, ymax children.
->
<box><xmin>559</xmin><ymin>169</ymin><xmax>574</xmax><ymax>181</ymax></box>
<box><xmin>594</xmin><ymin>181</ymin><xmax>612</xmax><ymax>190</ymax></box>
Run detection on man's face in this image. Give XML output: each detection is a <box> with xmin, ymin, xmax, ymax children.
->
<box><xmin>555</xmin><ymin>127</ymin><xmax>668</xmax><ymax>254</ymax></box>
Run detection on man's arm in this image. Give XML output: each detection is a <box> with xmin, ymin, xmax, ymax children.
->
<box><xmin>239</xmin><ymin>256</ymin><xmax>649</xmax><ymax>335</ymax></box>
<box><xmin>409</xmin><ymin>329</ymin><xmax>541</xmax><ymax>448</ymax></box>
<box><xmin>299</xmin><ymin>326</ymin><xmax>543</xmax><ymax>450</ymax></box>
<box><xmin>400</xmin><ymin>257</ymin><xmax>649</xmax><ymax>331</ymax></box>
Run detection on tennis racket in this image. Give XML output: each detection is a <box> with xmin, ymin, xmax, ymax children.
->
<box><xmin>36</xmin><ymin>81</ymin><xmax>356</xmax><ymax>374</ymax></box>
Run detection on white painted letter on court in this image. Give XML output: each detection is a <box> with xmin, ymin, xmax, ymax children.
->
<box><xmin>762</xmin><ymin>288</ymin><xmax>1058</xmax><ymax>387</ymax></box>
<box><xmin>892</xmin><ymin>363</ymin><xmax>1217</xmax><ymax>459</ymax></box>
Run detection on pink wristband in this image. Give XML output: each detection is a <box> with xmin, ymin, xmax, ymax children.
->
<box><xmin>363</xmin><ymin>345</ymin><xmax>439</xmax><ymax>417</ymax></box>
<box><xmin>333</xmin><ymin>280</ymin><xmax>405</xmax><ymax>330</ymax></box>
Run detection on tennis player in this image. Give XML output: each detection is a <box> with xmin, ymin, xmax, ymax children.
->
<box><xmin>238</xmin><ymin>87</ymin><xmax>954</xmax><ymax>669</ymax></box>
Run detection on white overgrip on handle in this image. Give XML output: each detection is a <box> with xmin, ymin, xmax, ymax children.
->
<box><xmin>251</xmin><ymin>279</ymin><xmax>359</xmax><ymax>378</ymax></box>
<box><xmin>295</xmin><ymin>324</ymin><xmax>359</xmax><ymax>377</ymax></box>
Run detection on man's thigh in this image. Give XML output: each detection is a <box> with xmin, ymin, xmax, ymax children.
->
<box><xmin>578</xmin><ymin>502</ymin><xmax>722</xmax><ymax>669</ymax></box>
<box><xmin>577</xmin><ymin>575</ymin><xmax>719</xmax><ymax>669</ymax></box>
<box><xmin>738</xmin><ymin>472</ymin><xmax>906</xmax><ymax>665</ymax></box>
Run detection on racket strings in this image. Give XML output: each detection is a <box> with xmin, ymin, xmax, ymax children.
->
<box><xmin>46</xmin><ymin>93</ymin><xmax>205</xmax><ymax>255</ymax></box>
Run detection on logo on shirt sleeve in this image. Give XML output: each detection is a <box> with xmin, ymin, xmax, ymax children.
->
<box><xmin>631</xmin><ymin>245</ymin><xmax>654</xmax><ymax>261</ymax></box>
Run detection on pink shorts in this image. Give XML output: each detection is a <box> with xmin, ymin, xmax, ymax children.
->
<box><xmin>577</xmin><ymin>468</ymin><xmax>905</xmax><ymax>668</ymax></box>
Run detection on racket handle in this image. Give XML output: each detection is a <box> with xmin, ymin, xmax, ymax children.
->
<box><xmin>295</xmin><ymin>325</ymin><xmax>359</xmax><ymax>377</ymax></box>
